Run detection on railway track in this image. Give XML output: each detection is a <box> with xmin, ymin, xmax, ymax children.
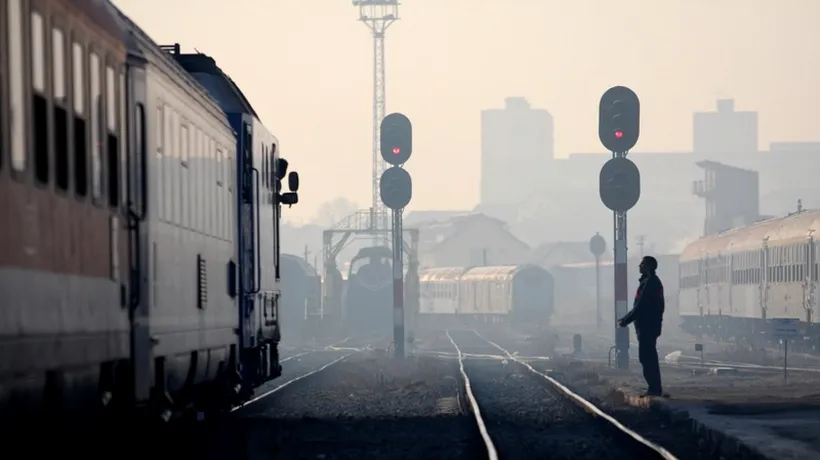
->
<box><xmin>445</xmin><ymin>328</ymin><xmax>679</xmax><ymax>460</ymax></box>
<box><xmin>234</xmin><ymin>334</ymin><xmax>390</xmax><ymax>414</ymax></box>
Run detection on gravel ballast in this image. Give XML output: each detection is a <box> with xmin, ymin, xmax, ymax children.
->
<box><xmin>203</xmin><ymin>352</ymin><xmax>483</xmax><ymax>459</ymax></box>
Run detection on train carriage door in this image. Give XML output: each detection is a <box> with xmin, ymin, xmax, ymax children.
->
<box><xmin>123</xmin><ymin>57</ymin><xmax>152</xmax><ymax>403</ymax></box>
<box><xmin>239</xmin><ymin>120</ymin><xmax>260</xmax><ymax>350</ymax></box>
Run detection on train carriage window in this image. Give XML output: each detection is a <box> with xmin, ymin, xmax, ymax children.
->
<box><xmin>216</xmin><ymin>146</ymin><xmax>225</xmax><ymax>238</ymax></box>
<box><xmin>133</xmin><ymin>103</ymin><xmax>146</xmax><ymax>214</ymax></box>
<box><xmin>214</xmin><ymin>145</ymin><xmax>222</xmax><ymax>237</ymax></box>
<box><xmin>106</xmin><ymin>66</ymin><xmax>119</xmax><ymax>208</ymax></box>
<box><xmin>172</xmin><ymin>111</ymin><xmax>180</xmax><ymax>224</ymax></box>
<box><xmin>53</xmin><ymin>28</ymin><xmax>69</xmax><ymax>191</ymax></box>
<box><xmin>216</xmin><ymin>147</ymin><xmax>224</xmax><ymax>187</ymax></box>
<box><xmin>89</xmin><ymin>52</ymin><xmax>102</xmax><ymax>200</ymax></box>
<box><xmin>72</xmin><ymin>42</ymin><xmax>87</xmax><ymax>196</ymax></box>
<box><xmin>180</xmin><ymin>124</ymin><xmax>189</xmax><ymax>166</ymax></box>
<box><xmin>193</xmin><ymin>128</ymin><xmax>201</xmax><ymax>231</ymax></box>
<box><xmin>203</xmin><ymin>137</ymin><xmax>210</xmax><ymax>235</ymax></box>
<box><xmin>31</xmin><ymin>12</ymin><xmax>49</xmax><ymax>183</ymax></box>
<box><xmin>156</xmin><ymin>105</ymin><xmax>165</xmax><ymax>219</ymax></box>
<box><xmin>261</xmin><ymin>143</ymin><xmax>267</xmax><ymax>188</ymax></box>
<box><xmin>180</xmin><ymin>124</ymin><xmax>189</xmax><ymax>228</ymax></box>
<box><xmin>119</xmin><ymin>73</ymin><xmax>126</xmax><ymax>207</ymax></box>
<box><xmin>8</xmin><ymin>0</ymin><xmax>26</xmax><ymax>171</ymax></box>
<box><xmin>165</xmin><ymin>110</ymin><xmax>174</xmax><ymax>221</ymax></box>
<box><xmin>205</xmin><ymin>137</ymin><xmax>214</xmax><ymax>236</ymax></box>
<box><xmin>106</xmin><ymin>67</ymin><xmax>116</xmax><ymax>132</ymax></box>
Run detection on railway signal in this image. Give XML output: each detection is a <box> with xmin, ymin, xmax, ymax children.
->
<box><xmin>380</xmin><ymin>113</ymin><xmax>412</xmax><ymax>165</ymax></box>
<box><xmin>596</xmin><ymin>86</ymin><xmax>642</xmax><ymax>370</ymax></box>
<box><xmin>599</xmin><ymin>157</ymin><xmax>640</xmax><ymax>213</ymax></box>
<box><xmin>379</xmin><ymin>112</ymin><xmax>414</xmax><ymax>359</ymax></box>
<box><xmin>380</xmin><ymin>166</ymin><xmax>412</xmax><ymax>210</ymax></box>
<box><xmin>598</xmin><ymin>86</ymin><xmax>640</xmax><ymax>154</ymax></box>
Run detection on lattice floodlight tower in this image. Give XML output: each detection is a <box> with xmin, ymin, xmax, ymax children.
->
<box><xmin>354</xmin><ymin>0</ymin><xmax>399</xmax><ymax>246</ymax></box>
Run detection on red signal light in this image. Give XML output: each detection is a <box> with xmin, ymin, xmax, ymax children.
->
<box><xmin>614</xmin><ymin>130</ymin><xmax>623</xmax><ymax>139</ymax></box>
<box><xmin>392</xmin><ymin>147</ymin><xmax>401</xmax><ymax>155</ymax></box>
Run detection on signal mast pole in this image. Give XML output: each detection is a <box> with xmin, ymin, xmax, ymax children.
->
<box><xmin>353</xmin><ymin>0</ymin><xmax>399</xmax><ymax>246</ymax></box>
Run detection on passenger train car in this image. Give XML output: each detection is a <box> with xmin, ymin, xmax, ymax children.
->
<box><xmin>553</xmin><ymin>254</ymin><xmax>680</xmax><ymax>330</ymax></box>
<box><xmin>418</xmin><ymin>264</ymin><xmax>554</xmax><ymax>330</ymax></box>
<box><xmin>1</xmin><ymin>0</ymin><xmax>131</xmax><ymax>426</ymax></box>
<box><xmin>0</xmin><ymin>0</ymin><xmax>301</xmax><ymax>428</ymax></box>
<box><xmin>679</xmin><ymin>210</ymin><xmax>820</xmax><ymax>347</ymax></box>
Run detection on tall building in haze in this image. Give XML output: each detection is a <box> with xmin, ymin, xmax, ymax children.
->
<box><xmin>693</xmin><ymin>99</ymin><xmax>758</xmax><ymax>155</ymax></box>
<box><xmin>480</xmin><ymin>97</ymin><xmax>554</xmax><ymax>207</ymax></box>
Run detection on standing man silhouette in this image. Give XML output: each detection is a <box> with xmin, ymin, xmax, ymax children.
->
<box><xmin>618</xmin><ymin>256</ymin><xmax>665</xmax><ymax>397</ymax></box>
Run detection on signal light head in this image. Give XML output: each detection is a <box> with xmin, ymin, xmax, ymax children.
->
<box><xmin>598</xmin><ymin>86</ymin><xmax>640</xmax><ymax>153</ymax></box>
<box><xmin>380</xmin><ymin>112</ymin><xmax>413</xmax><ymax>165</ymax></box>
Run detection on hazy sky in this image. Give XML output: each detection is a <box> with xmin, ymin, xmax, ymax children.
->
<box><xmin>112</xmin><ymin>0</ymin><xmax>820</xmax><ymax>223</ymax></box>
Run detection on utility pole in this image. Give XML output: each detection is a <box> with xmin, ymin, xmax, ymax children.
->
<box><xmin>589</xmin><ymin>233</ymin><xmax>607</xmax><ymax>331</ymax></box>
<box><xmin>636</xmin><ymin>235</ymin><xmax>646</xmax><ymax>258</ymax></box>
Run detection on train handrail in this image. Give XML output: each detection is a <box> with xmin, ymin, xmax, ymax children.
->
<box><xmin>251</xmin><ymin>168</ymin><xmax>261</xmax><ymax>294</ymax></box>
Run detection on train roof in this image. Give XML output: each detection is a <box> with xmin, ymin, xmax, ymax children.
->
<box><xmin>459</xmin><ymin>265</ymin><xmax>521</xmax><ymax>282</ymax></box>
<box><xmin>109</xmin><ymin>8</ymin><xmax>227</xmax><ymax>122</ymax></box>
<box><xmin>165</xmin><ymin>45</ymin><xmax>260</xmax><ymax>119</ymax></box>
<box><xmin>74</xmin><ymin>0</ymin><xmax>127</xmax><ymax>43</ymax></box>
<box><xmin>680</xmin><ymin>209</ymin><xmax>820</xmax><ymax>261</ymax></box>
<box><xmin>418</xmin><ymin>267</ymin><xmax>470</xmax><ymax>283</ymax></box>
<box><xmin>281</xmin><ymin>254</ymin><xmax>318</xmax><ymax>277</ymax></box>
<box><xmin>558</xmin><ymin>254</ymin><xmax>680</xmax><ymax>270</ymax></box>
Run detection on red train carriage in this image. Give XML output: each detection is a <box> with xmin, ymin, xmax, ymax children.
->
<box><xmin>0</xmin><ymin>0</ymin><xmax>129</xmax><ymax>423</ymax></box>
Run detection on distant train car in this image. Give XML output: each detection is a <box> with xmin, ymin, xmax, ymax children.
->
<box><xmin>418</xmin><ymin>267</ymin><xmax>470</xmax><ymax>329</ymax></box>
<box><xmin>678</xmin><ymin>210</ymin><xmax>820</xmax><ymax>348</ymax></box>
<box><xmin>508</xmin><ymin>264</ymin><xmax>555</xmax><ymax>329</ymax></box>
<box><xmin>279</xmin><ymin>254</ymin><xmax>321</xmax><ymax>341</ymax></box>
<box><xmin>343</xmin><ymin>247</ymin><xmax>393</xmax><ymax>335</ymax></box>
<box><xmin>553</xmin><ymin>255</ymin><xmax>679</xmax><ymax>330</ymax></box>
<box><xmin>417</xmin><ymin>264</ymin><xmax>554</xmax><ymax>329</ymax></box>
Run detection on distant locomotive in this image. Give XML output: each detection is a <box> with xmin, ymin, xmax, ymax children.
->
<box><xmin>418</xmin><ymin>264</ymin><xmax>554</xmax><ymax>330</ymax></box>
<box><xmin>342</xmin><ymin>247</ymin><xmax>394</xmax><ymax>335</ymax></box>
<box><xmin>278</xmin><ymin>254</ymin><xmax>321</xmax><ymax>341</ymax></box>
<box><xmin>678</xmin><ymin>210</ymin><xmax>820</xmax><ymax>348</ymax></box>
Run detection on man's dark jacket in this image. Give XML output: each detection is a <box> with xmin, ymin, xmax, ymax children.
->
<box><xmin>621</xmin><ymin>273</ymin><xmax>665</xmax><ymax>338</ymax></box>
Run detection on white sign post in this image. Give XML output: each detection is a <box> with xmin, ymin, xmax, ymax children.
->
<box><xmin>771</xmin><ymin>318</ymin><xmax>800</xmax><ymax>383</ymax></box>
